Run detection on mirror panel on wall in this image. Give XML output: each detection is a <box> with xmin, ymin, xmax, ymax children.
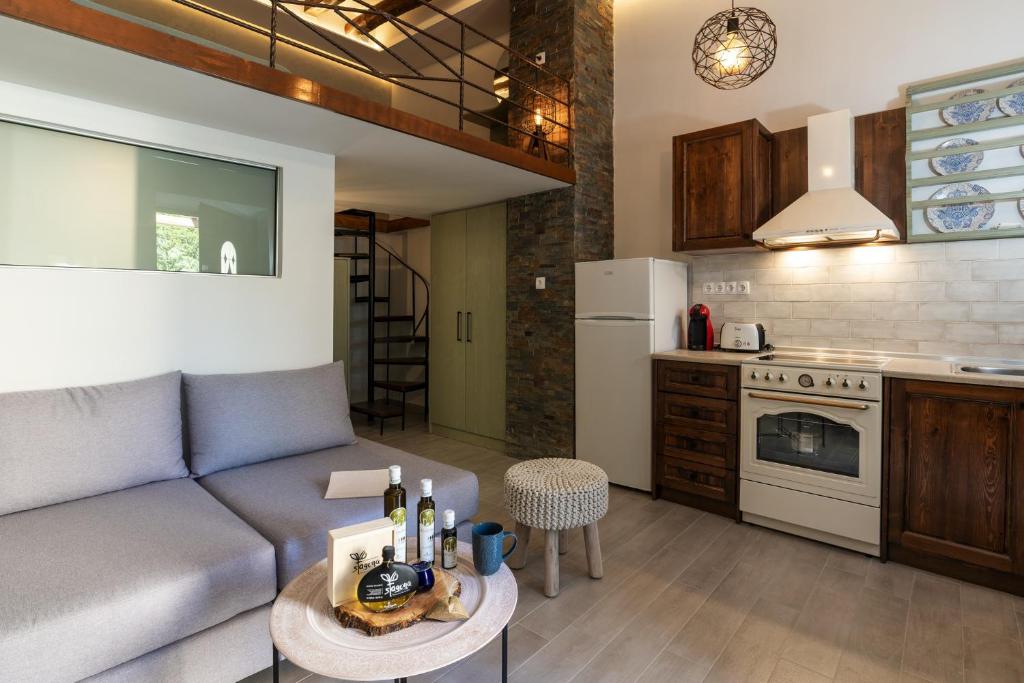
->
<box><xmin>0</xmin><ymin>119</ymin><xmax>278</xmax><ymax>275</ymax></box>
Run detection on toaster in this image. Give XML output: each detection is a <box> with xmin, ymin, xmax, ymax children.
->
<box><xmin>721</xmin><ymin>322</ymin><xmax>766</xmax><ymax>352</ymax></box>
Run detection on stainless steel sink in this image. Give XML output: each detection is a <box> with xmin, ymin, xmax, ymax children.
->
<box><xmin>957</xmin><ymin>365</ymin><xmax>1024</xmax><ymax>377</ymax></box>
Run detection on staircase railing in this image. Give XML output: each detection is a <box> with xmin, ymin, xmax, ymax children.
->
<box><xmin>375</xmin><ymin>239</ymin><xmax>430</xmax><ymax>419</ymax></box>
<box><xmin>168</xmin><ymin>0</ymin><xmax>572</xmax><ymax>164</ymax></box>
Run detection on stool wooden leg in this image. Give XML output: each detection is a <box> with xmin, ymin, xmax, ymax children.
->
<box><xmin>559</xmin><ymin>528</ymin><xmax>569</xmax><ymax>555</ymax></box>
<box><xmin>583</xmin><ymin>522</ymin><xmax>603</xmax><ymax>579</ymax></box>
<box><xmin>508</xmin><ymin>523</ymin><xmax>531</xmax><ymax>570</ymax></box>
<box><xmin>545</xmin><ymin>529</ymin><xmax>559</xmax><ymax>597</ymax></box>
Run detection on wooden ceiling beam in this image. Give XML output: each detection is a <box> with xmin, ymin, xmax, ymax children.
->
<box><xmin>335</xmin><ymin>212</ymin><xmax>430</xmax><ymax>232</ymax></box>
<box><xmin>346</xmin><ymin>0</ymin><xmax>432</xmax><ymax>34</ymax></box>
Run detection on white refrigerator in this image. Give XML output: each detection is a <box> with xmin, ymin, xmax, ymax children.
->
<box><xmin>575</xmin><ymin>258</ymin><xmax>688</xmax><ymax>491</ymax></box>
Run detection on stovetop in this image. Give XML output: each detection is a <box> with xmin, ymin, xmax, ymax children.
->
<box><xmin>748</xmin><ymin>352</ymin><xmax>890</xmax><ymax>371</ymax></box>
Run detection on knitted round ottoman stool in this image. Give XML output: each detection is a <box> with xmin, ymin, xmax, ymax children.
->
<box><xmin>503</xmin><ymin>458</ymin><xmax>609</xmax><ymax>597</ymax></box>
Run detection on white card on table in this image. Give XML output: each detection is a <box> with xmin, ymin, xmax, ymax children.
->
<box><xmin>325</xmin><ymin>469</ymin><xmax>390</xmax><ymax>500</ymax></box>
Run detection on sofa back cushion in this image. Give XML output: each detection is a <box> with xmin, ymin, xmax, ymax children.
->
<box><xmin>184</xmin><ymin>361</ymin><xmax>356</xmax><ymax>476</ymax></box>
<box><xmin>0</xmin><ymin>372</ymin><xmax>188</xmax><ymax>516</ymax></box>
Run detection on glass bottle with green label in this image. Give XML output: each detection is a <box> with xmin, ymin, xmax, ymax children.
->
<box><xmin>384</xmin><ymin>465</ymin><xmax>407</xmax><ymax>562</ymax></box>
<box><xmin>418</xmin><ymin>478</ymin><xmax>436</xmax><ymax>564</ymax></box>
<box><xmin>441</xmin><ymin>509</ymin><xmax>458</xmax><ymax>570</ymax></box>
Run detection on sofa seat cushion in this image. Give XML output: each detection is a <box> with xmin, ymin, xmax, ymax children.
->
<box><xmin>0</xmin><ymin>371</ymin><xmax>187</xmax><ymax>516</ymax></box>
<box><xmin>184</xmin><ymin>362</ymin><xmax>356</xmax><ymax>476</ymax></box>
<box><xmin>198</xmin><ymin>439</ymin><xmax>479</xmax><ymax>588</ymax></box>
<box><xmin>0</xmin><ymin>479</ymin><xmax>276</xmax><ymax>683</ymax></box>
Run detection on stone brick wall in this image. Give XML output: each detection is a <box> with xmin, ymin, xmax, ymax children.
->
<box><xmin>506</xmin><ymin>0</ymin><xmax>614</xmax><ymax>460</ymax></box>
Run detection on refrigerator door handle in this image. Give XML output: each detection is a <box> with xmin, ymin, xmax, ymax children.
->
<box><xmin>467</xmin><ymin>312</ymin><xmax>473</xmax><ymax>342</ymax></box>
<box><xmin>457</xmin><ymin>311</ymin><xmax>462</xmax><ymax>342</ymax></box>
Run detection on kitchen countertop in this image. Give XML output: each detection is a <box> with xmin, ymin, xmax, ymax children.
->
<box><xmin>650</xmin><ymin>349</ymin><xmax>758</xmax><ymax>366</ymax></box>
<box><xmin>653</xmin><ymin>347</ymin><xmax>1024</xmax><ymax>388</ymax></box>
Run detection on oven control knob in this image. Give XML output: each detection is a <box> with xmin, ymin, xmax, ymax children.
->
<box><xmin>825</xmin><ymin>377</ymin><xmax>834</xmax><ymax>387</ymax></box>
<box><xmin>859</xmin><ymin>379</ymin><xmax>869</xmax><ymax>390</ymax></box>
<box><xmin>750</xmin><ymin>370</ymin><xmax>759</xmax><ymax>380</ymax></box>
<box><xmin>842</xmin><ymin>378</ymin><xmax>851</xmax><ymax>388</ymax></box>
<box><xmin>778</xmin><ymin>373</ymin><xmax>787</xmax><ymax>382</ymax></box>
<box><xmin>764</xmin><ymin>372</ymin><xmax>773</xmax><ymax>381</ymax></box>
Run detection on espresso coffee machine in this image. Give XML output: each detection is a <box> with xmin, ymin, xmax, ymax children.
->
<box><xmin>687</xmin><ymin>304</ymin><xmax>714</xmax><ymax>350</ymax></box>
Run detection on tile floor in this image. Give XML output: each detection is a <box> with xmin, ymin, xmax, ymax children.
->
<box><xmin>245</xmin><ymin>418</ymin><xmax>1024</xmax><ymax>683</ymax></box>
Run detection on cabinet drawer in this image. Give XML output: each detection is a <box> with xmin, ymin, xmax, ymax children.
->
<box><xmin>657</xmin><ymin>361</ymin><xmax>737</xmax><ymax>400</ymax></box>
<box><xmin>657</xmin><ymin>392</ymin><xmax>737</xmax><ymax>434</ymax></box>
<box><xmin>658</xmin><ymin>424</ymin><xmax>736</xmax><ymax>470</ymax></box>
<box><xmin>658</xmin><ymin>456</ymin><xmax>736</xmax><ymax>504</ymax></box>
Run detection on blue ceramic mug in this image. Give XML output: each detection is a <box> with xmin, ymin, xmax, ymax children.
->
<box><xmin>472</xmin><ymin>522</ymin><xmax>517</xmax><ymax>576</ymax></box>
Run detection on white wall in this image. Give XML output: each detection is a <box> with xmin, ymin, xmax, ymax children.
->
<box><xmin>0</xmin><ymin>80</ymin><xmax>335</xmax><ymax>392</ymax></box>
<box><xmin>614</xmin><ymin>0</ymin><xmax>1024</xmax><ymax>356</ymax></box>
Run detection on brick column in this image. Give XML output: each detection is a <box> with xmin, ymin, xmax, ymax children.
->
<box><xmin>506</xmin><ymin>0</ymin><xmax>613</xmax><ymax>460</ymax></box>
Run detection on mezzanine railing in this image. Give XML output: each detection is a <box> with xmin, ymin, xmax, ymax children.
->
<box><xmin>170</xmin><ymin>0</ymin><xmax>573</xmax><ymax>165</ymax></box>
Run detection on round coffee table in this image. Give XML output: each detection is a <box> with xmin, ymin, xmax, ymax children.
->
<box><xmin>270</xmin><ymin>541</ymin><xmax>518</xmax><ymax>683</ymax></box>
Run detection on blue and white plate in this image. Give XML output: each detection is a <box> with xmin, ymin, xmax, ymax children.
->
<box><xmin>940</xmin><ymin>88</ymin><xmax>996</xmax><ymax>126</ymax></box>
<box><xmin>929</xmin><ymin>138</ymin><xmax>983</xmax><ymax>176</ymax></box>
<box><xmin>998</xmin><ymin>78</ymin><xmax>1024</xmax><ymax>117</ymax></box>
<box><xmin>925</xmin><ymin>183</ymin><xmax>995</xmax><ymax>232</ymax></box>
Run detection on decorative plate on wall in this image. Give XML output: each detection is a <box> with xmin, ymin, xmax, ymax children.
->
<box><xmin>929</xmin><ymin>138</ymin><xmax>984</xmax><ymax>176</ymax></box>
<box><xmin>940</xmin><ymin>88</ymin><xmax>996</xmax><ymax>126</ymax></box>
<box><xmin>925</xmin><ymin>182</ymin><xmax>995</xmax><ymax>232</ymax></box>
<box><xmin>998</xmin><ymin>78</ymin><xmax>1024</xmax><ymax>116</ymax></box>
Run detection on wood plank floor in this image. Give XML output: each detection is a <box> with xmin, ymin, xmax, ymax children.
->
<box><xmin>246</xmin><ymin>420</ymin><xmax>1024</xmax><ymax>683</ymax></box>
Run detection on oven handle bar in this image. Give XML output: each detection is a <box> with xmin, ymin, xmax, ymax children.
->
<box><xmin>746</xmin><ymin>391</ymin><xmax>871</xmax><ymax>411</ymax></box>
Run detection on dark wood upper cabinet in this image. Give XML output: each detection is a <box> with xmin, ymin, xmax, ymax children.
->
<box><xmin>674</xmin><ymin>108</ymin><xmax>907</xmax><ymax>252</ymax></box>
<box><xmin>888</xmin><ymin>379</ymin><xmax>1024</xmax><ymax>590</ymax></box>
<box><xmin>672</xmin><ymin>120</ymin><xmax>772</xmax><ymax>251</ymax></box>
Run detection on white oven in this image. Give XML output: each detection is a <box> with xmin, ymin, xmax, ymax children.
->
<box><xmin>739</xmin><ymin>355</ymin><xmax>886</xmax><ymax>556</ymax></box>
<box><xmin>740</xmin><ymin>389</ymin><xmax>881</xmax><ymax>506</ymax></box>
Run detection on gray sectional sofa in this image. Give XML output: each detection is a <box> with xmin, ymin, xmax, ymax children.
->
<box><xmin>0</xmin><ymin>362</ymin><xmax>479</xmax><ymax>683</ymax></box>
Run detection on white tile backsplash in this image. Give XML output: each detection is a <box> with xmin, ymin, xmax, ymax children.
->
<box><xmin>690</xmin><ymin>239</ymin><xmax>1024</xmax><ymax>355</ymax></box>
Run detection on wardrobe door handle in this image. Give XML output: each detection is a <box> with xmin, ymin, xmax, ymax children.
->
<box><xmin>467</xmin><ymin>312</ymin><xmax>473</xmax><ymax>342</ymax></box>
<box><xmin>457</xmin><ymin>312</ymin><xmax>462</xmax><ymax>342</ymax></box>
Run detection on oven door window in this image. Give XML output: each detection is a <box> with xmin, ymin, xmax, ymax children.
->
<box><xmin>756</xmin><ymin>412</ymin><xmax>860</xmax><ymax>478</ymax></box>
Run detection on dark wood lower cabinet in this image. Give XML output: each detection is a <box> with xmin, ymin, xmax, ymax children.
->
<box><xmin>653</xmin><ymin>360</ymin><xmax>739</xmax><ymax>519</ymax></box>
<box><xmin>887</xmin><ymin>378</ymin><xmax>1024</xmax><ymax>594</ymax></box>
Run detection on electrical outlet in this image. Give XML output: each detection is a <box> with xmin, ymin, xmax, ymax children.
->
<box><xmin>737</xmin><ymin>281</ymin><xmax>751</xmax><ymax>295</ymax></box>
<box><xmin>724</xmin><ymin>281</ymin><xmax>737</xmax><ymax>295</ymax></box>
<box><xmin>702</xmin><ymin>282</ymin><xmax>714</xmax><ymax>295</ymax></box>
<box><xmin>534</xmin><ymin>51</ymin><xmax>546</xmax><ymax>65</ymax></box>
<box><xmin>713</xmin><ymin>282</ymin><xmax>726</xmax><ymax>295</ymax></box>
<box><xmin>535</xmin><ymin>276</ymin><xmax>546</xmax><ymax>290</ymax></box>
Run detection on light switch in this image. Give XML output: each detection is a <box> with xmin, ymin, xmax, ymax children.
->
<box><xmin>535</xmin><ymin>277</ymin><xmax>546</xmax><ymax>290</ymax></box>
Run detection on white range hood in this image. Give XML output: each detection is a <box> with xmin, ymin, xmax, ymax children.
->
<box><xmin>753</xmin><ymin>109</ymin><xmax>900</xmax><ymax>249</ymax></box>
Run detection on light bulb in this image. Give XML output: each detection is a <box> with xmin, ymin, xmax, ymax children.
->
<box><xmin>713</xmin><ymin>30</ymin><xmax>751</xmax><ymax>76</ymax></box>
<box><xmin>534</xmin><ymin>109</ymin><xmax>543</xmax><ymax>127</ymax></box>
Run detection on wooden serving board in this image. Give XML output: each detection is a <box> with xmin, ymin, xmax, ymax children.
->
<box><xmin>333</xmin><ymin>570</ymin><xmax>462</xmax><ymax>636</ymax></box>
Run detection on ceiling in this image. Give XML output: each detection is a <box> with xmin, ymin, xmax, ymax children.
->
<box><xmin>0</xmin><ymin>14</ymin><xmax>565</xmax><ymax>217</ymax></box>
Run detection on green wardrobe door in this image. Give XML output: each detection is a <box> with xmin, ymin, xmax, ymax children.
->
<box><xmin>465</xmin><ymin>202</ymin><xmax>507</xmax><ymax>441</ymax></box>
<box><xmin>429</xmin><ymin>210</ymin><xmax>467</xmax><ymax>432</ymax></box>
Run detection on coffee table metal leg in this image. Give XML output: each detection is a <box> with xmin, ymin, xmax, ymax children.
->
<box><xmin>502</xmin><ymin>624</ymin><xmax>508</xmax><ymax>682</ymax></box>
<box><xmin>272</xmin><ymin>645</ymin><xmax>279</xmax><ymax>683</ymax></box>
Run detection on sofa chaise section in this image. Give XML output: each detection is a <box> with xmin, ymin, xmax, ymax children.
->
<box><xmin>197</xmin><ymin>439</ymin><xmax>480</xmax><ymax>587</ymax></box>
<box><xmin>184</xmin><ymin>362</ymin><xmax>480</xmax><ymax>588</ymax></box>
<box><xmin>0</xmin><ymin>478</ymin><xmax>276</xmax><ymax>682</ymax></box>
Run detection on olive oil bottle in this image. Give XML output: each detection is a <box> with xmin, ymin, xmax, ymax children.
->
<box><xmin>384</xmin><ymin>465</ymin><xmax>407</xmax><ymax>562</ymax></box>
<box><xmin>417</xmin><ymin>479</ymin><xmax>436</xmax><ymax>564</ymax></box>
<box><xmin>357</xmin><ymin>545</ymin><xmax>418</xmax><ymax>613</ymax></box>
<box><xmin>441</xmin><ymin>509</ymin><xmax>458</xmax><ymax>570</ymax></box>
